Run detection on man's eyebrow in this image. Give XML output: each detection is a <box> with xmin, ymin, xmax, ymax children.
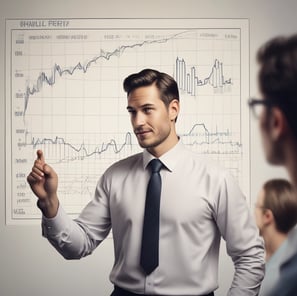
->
<box><xmin>126</xmin><ymin>103</ymin><xmax>155</xmax><ymax>110</ymax></box>
<box><xmin>142</xmin><ymin>103</ymin><xmax>155</xmax><ymax>108</ymax></box>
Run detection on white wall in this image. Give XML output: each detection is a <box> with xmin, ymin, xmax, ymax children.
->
<box><xmin>0</xmin><ymin>0</ymin><xmax>296</xmax><ymax>295</ymax></box>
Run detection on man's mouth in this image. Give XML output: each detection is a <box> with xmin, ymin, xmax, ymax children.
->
<box><xmin>135</xmin><ymin>129</ymin><xmax>151</xmax><ymax>136</ymax></box>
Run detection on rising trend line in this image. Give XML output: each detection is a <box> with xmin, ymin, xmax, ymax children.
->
<box><xmin>23</xmin><ymin>31</ymin><xmax>188</xmax><ymax>116</ymax></box>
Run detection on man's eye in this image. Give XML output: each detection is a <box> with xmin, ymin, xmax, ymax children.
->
<box><xmin>144</xmin><ymin>108</ymin><xmax>152</xmax><ymax>113</ymax></box>
<box><xmin>127</xmin><ymin>109</ymin><xmax>136</xmax><ymax>115</ymax></box>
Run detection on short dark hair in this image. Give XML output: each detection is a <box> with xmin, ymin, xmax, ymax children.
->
<box><xmin>257</xmin><ymin>34</ymin><xmax>297</xmax><ymax>138</ymax></box>
<box><xmin>262</xmin><ymin>179</ymin><xmax>297</xmax><ymax>233</ymax></box>
<box><xmin>123</xmin><ymin>68</ymin><xmax>179</xmax><ymax>108</ymax></box>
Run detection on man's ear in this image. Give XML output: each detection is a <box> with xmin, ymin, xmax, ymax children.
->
<box><xmin>169</xmin><ymin>99</ymin><xmax>180</xmax><ymax>122</ymax></box>
<box><xmin>262</xmin><ymin>209</ymin><xmax>274</xmax><ymax>226</ymax></box>
<box><xmin>270</xmin><ymin>107</ymin><xmax>289</xmax><ymax>140</ymax></box>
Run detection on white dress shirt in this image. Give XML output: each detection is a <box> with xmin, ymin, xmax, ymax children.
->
<box><xmin>42</xmin><ymin>140</ymin><xmax>265</xmax><ymax>295</ymax></box>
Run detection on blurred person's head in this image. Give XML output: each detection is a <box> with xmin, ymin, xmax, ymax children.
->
<box><xmin>253</xmin><ymin>34</ymin><xmax>297</xmax><ymax>166</ymax></box>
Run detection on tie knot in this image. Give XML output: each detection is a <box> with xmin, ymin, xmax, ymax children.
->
<box><xmin>149</xmin><ymin>159</ymin><xmax>163</xmax><ymax>173</ymax></box>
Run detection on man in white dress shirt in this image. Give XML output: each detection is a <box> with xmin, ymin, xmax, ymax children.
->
<box><xmin>28</xmin><ymin>68</ymin><xmax>264</xmax><ymax>296</ymax></box>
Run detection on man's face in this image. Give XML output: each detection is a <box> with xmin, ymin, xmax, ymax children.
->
<box><xmin>259</xmin><ymin>104</ymin><xmax>284</xmax><ymax>165</ymax></box>
<box><xmin>126</xmin><ymin>84</ymin><xmax>178</xmax><ymax>156</ymax></box>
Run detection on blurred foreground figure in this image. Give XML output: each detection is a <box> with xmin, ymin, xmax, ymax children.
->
<box><xmin>249</xmin><ymin>33</ymin><xmax>297</xmax><ymax>296</ymax></box>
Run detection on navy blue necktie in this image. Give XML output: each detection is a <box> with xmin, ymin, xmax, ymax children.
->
<box><xmin>140</xmin><ymin>159</ymin><xmax>163</xmax><ymax>275</ymax></box>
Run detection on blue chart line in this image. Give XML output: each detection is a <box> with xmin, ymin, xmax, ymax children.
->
<box><xmin>175</xmin><ymin>57</ymin><xmax>232</xmax><ymax>95</ymax></box>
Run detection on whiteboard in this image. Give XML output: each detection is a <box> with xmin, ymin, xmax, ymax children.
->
<box><xmin>5</xmin><ymin>18</ymin><xmax>249</xmax><ymax>224</ymax></box>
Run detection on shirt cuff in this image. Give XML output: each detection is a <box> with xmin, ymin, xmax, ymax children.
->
<box><xmin>41</xmin><ymin>205</ymin><xmax>69</xmax><ymax>237</ymax></box>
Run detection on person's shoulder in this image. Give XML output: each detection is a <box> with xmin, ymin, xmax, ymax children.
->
<box><xmin>184</xmin><ymin>147</ymin><xmax>229</xmax><ymax>176</ymax></box>
<box><xmin>284</xmin><ymin>251</ymin><xmax>297</xmax><ymax>270</ymax></box>
<box><xmin>105</xmin><ymin>152</ymin><xmax>143</xmax><ymax>174</ymax></box>
<box><xmin>273</xmin><ymin>250</ymin><xmax>297</xmax><ymax>296</ymax></box>
<box><xmin>178</xmin><ymin>147</ymin><xmax>236</xmax><ymax>192</ymax></box>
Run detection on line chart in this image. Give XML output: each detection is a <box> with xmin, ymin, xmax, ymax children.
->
<box><xmin>5</xmin><ymin>18</ymin><xmax>249</xmax><ymax>224</ymax></box>
<box><xmin>175</xmin><ymin>57</ymin><xmax>232</xmax><ymax>96</ymax></box>
<box><xmin>23</xmin><ymin>31</ymin><xmax>186</xmax><ymax>116</ymax></box>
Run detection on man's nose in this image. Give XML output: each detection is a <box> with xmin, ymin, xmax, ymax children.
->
<box><xmin>133</xmin><ymin>112</ymin><xmax>146</xmax><ymax>126</ymax></box>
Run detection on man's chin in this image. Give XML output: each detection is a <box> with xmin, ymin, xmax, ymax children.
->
<box><xmin>137</xmin><ymin>139</ymin><xmax>156</xmax><ymax>149</ymax></box>
<box><xmin>138</xmin><ymin>141</ymin><xmax>150</xmax><ymax>149</ymax></box>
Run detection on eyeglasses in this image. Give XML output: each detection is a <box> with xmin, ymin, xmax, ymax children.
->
<box><xmin>248</xmin><ymin>98</ymin><xmax>275</xmax><ymax>119</ymax></box>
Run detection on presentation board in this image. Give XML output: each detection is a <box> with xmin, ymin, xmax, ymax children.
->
<box><xmin>5</xmin><ymin>18</ymin><xmax>249</xmax><ymax>224</ymax></box>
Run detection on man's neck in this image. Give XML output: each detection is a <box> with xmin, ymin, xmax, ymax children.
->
<box><xmin>263</xmin><ymin>230</ymin><xmax>287</xmax><ymax>261</ymax></box>
<box><xmin>147</xmin><ymin>134</ymin><xmax>179</xmax><ymax>158</ymax></box>
<box><xmin>282</xmin><ymin>136</ymin><xmax>297</xmax><ymax>188</ymax></box>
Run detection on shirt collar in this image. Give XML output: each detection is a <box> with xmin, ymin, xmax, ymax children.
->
<box><xmin>142</xmin><ymin>139</ymin><xmax>185</xmax><ymax>172</ymax></box>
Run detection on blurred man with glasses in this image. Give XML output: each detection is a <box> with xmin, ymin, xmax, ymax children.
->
<box><xmin>249</xmin><ymin>33</ymin><xmax>297</xmax><ymax>296</ymax></box>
